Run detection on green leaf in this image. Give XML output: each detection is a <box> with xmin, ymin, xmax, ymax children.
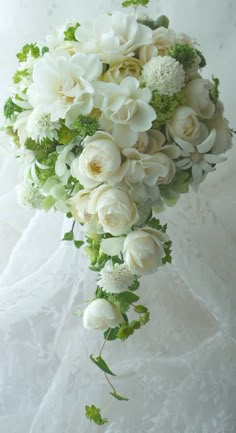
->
<box><xmin>63</xmin><ymin>230</ymin><xmax>74</xmax><ymax>241</ymax></box>
<box><xmin>162</xmin><ymin>240</ymin><xmax>172</xmax><ymax>264</ymax></box>
<box><xmin>72</xmin><ymin>115</ymin><xmax>99</xmax><ymax>137</ymax></box>
<box><xmin>118</xmin><ymin>291</ymin><xmax>140</xmax><ymax>304</ymax></box>
<box><xmin>195</xmin><ymin>49</ymin><xmax>206</xmax><ymax>68</ymax></box>
<box><xmin>103</xmin><ymin>327</ymin><xmax>119</xmax><ymax>341</ymax></box>
<box><xmin>138</xmin><ymin>15</ymin><xmax>169</xmax><ymax>30</ymax></box>
<box><xmin>64</xmin><ymin>23</ymin><xmax>80</xmax><ymax>41</ymax></box>
<box><xmin>128</xmin><ymin>278</ymin><xmax>140</xmax><ymax>291</ymax></box>
<box><xmin>13</xmin><ymin>69</ymin><xmax>29</xmax><ymax>84</ymax></box>
<box><xmin>134</xmin><ymin>305</ymin><xmax>148</xmax><ymax>314</ymax></box>
<box><xmin>41</xmin><ymin>46</ymin><xmax>49</xmax><ymax>55</ymax></box>
<box><xmin>85</xmin><ymin>405</ymin><xmax>108</xmax><ymax>425</ymax></box>
<box><xmin>122</xmin><ymin>0</ymin><xmax>149</xmax><ymax>7</ymax></box>
<box><xmin>16</xmin><ymin>43</ymin><xmax>40</xmax><ymax>62</ymax></box>
<box><xmin>74</xmin><ymin>240</ymin><xmax>84</xmax><ymax>249</ymax></box>
<box><xmin>42</xmin><ymin>195</ymin><xmax>56</xmax><ymax>211</ymax></box>
<box><xmin>3</xmin><ymin>97</ymin><xmax>23</xmax><ymax>119</ymax></box>
<box><xmin>210</xmin><ymin>76</ymin><xmax>220</xmax><ymax>104</ymax></box>
<box><xmin>110</xmin><ymin>392</ymin><xmax>129</xmax><ymax>401</ymax></box>
<box><xmin>90</xmin><ymin>355</ymin><xmax>116</xmax><ymax>376</ymax></box>
<box><xmin>169</xmin><ymin>44</ymin><xmax>197</xmax><ymax>71</ymax></box>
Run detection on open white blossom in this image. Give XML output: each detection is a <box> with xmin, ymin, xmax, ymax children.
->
<box><xmin>96</xmin><ymin>77</ymin><xmax>156</xmax><ymax>147</ymax></box>
<box><xmin>27</xmin><ymin>109</ymin><xmax>60</xmax><ymax>142</ymax></box>
<box><xmin>153</xmin><ymin>27</ymin><xmax>176</xmax><ymax>56</ymax></box>
<box><xmin>98</xmin><ymin>261</ymin><xmax>135</xmax><ymax>293</ymax></box>
<box><xmin>75</xmin><ymin>12</ymin><xmax>152</xmax><ymax>63</ymax></box>
<box><xmin>17</xmin><ymin>183</ymin><xmax>44</xmax><ymax>209</ymax></box>
<box><xmin>83</xmin><ymin>299</ymin><xmax>123</xmax><ymax>330</ymax></box>
<box><xmin>175</xmin><ymin>128</ymin><xmax>225</xmax><ymax>183</ymax></box>
<box><xmin>143</xmin><ymin>56</ymin><xmax>185</xmax><ymax>96</ymax></box>
<box><xmin>28</xmin><ymin>52</ymin><xmax>102</xmax><ymax>123</ymax></box>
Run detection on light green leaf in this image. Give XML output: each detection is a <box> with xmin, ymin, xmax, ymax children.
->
<box><xmin>74</xmin><ymin>240</ymin><xmax>84</xmax><ymax>249</ymax></box>
<box><xmin>90</xmin><ymin>355</ymin><xmax>116</xmax><ymax>376</ymax></box>
<box><xmin>110</xmin><ymin>392</ymin><xmax>129</xmax><ymax>401</ymax></box>
<box><xmin>62</xmin><ymin>230</ymin><xmax>74</xmax><ymax>241</ymax></box>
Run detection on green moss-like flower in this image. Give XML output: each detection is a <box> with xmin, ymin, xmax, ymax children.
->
<box><xmin>150</xmin><ymin>90</ymin><xmax>186</xmax><ymax>127</ymax></box>
<box><xmin>16</xmin><ymin>43</ymin><xmax>40</xmax><ymax>62</ymax></box>
<box><xmin>169</xmin><ymin>44</ymin><xmax>197</xmax><ymax>71</ymax></box>
<box><xmin>210</xmin><ymin>76</ymin><xmax>220</xmax><ymax>104</ymax></box>
<box><xmin>195</xmin><ymin>49</ymin><xmax>207</xmax><ymax>68</ymax></box>
<box><xmin>13</xmin><ymin>69</ymin><xmax>30</xmax><ymax>84</ymax></box>
<box><xmin>122</xmin><ymin>0</ymin><xmax>149</xmax><ymax>8</ymax></box>
<box><xmin>72</xmin><ymin>115</ymin><xmax>99</xmax><ymax>137</ymax></box>
<box><xmin>64</xmin><ymin>23</ymin><xmax>80</xmax><ymax>41</ymax></box>
<box><xmin>85</xmin><ymin>405</ymin><xmax>108</xmax><ymax>425</ymax></box>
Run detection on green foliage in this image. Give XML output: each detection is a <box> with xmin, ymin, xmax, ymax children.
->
<box><xmin>151</xmin><ymin>90</ymin><xmax>186</xmax><ymax>127</ymax></box>
<box><xmin>106</xmin><ymin>291</ymin><xmax>140</xmax><ymax>315</ymax></box>
<box><xmin>103</xmin><ymin>327</ymin><xmax>119</xmax><ymax>341</ymax></box>
<box><xmin>128</xmin><ymin>277</ymin><xmax>140</xmax><ymax>291</ymax></box>
<box><xmin>146</xmin><ymin>216</ymin><xmax>165</xmax><ymax>231</ymax></box>
<box><xmin>90</xmin><ymin>355</ymin><xmax>116</xmax><ymax>376</ymax></box>
<box><xmin>117</xmin><ymin>307</ymin><xmax>150</xmax><ymax>340</ymax></box>
<box><xmin>72</xmin><ymin>115</ymin><xmax>99</xmax><ymax>138</ymax></box>
<box><xmin>41</xmin><ymin>46</ymin><xmax>49</xmax><ymax>55</ymax></box>
<box><xmin>169</xmin><ymin>44</ymin><xmax>197</xmax><ymax>70</ymax></box>
<box><xmin>13</xmin><ymin>69</ymin><xmax>30</xmax><ymax>84</ymax></box>
<box><xmin>85</xmin><ymin>405</ymin><xmax>108</xmax><ymax>425</ymax></box>
<box><xmin>16</xmin><ymin>43</ymin><xmax>40</xmax><ymax>62</ymax></box>
<box><xmin>134</xmin><ymin>305</ymin><xmax>148</xmax><ymax>314</ymax></box>
<box><xmin>25</xmin><ymin>137</ymin><xmax>56</xmax><ymax>161</ymax></box>
<box><xmin>85</xmin><ymin>236</ymin><xmax>112</xmax><ymax>272</ymax></box>
<box><xmin>42</xmin><ymin>195</ymin><xmax>56</xmax><ymax>211</ymax></box>
<box><xmin>122</xmin><ymin>0</ymin><xmax>149</xmax><ymax>8</ymax></box>
<box><xmin>74</xmin><ymin>240</ymin><xmax>84</xmax><ymax>249</ymax></box>
<box><xmin>64</xmin><ymin>23</ymin><xmax>80</xmax><ymax>41</ymax></box>
<box><xmin>58</xmin><ymin>124</ymin><xmax>78</xmax><ymax>145</ymax></box>
<box><xmin>110</xmin><ymin>392</ymin><xmax>129</xmax><ymax>401</ymax></box>
<box><xmin>210</xmin><ymin>76</ymin><xmax>220</xmax><ymax>104</ymax></box>
<box><xmin>195</xmin><ymin>49</ymin><xmax>206</xmax><ymax>68</ymax></box>
<box><xmin>35</xmin><ymin>152</ymin><xmax>57</xmax><ymax>184</ymax></box>
<box><xmin>63</xmin><ymin>230</ymin><xmax>74</xmax><ymax>241</ymax></box>
<box><xmin>3</xmin><ymin>97</ymin><xmax>23</xmax><ymax>119</ymax></box>
<box><xmin>139</xmin><ymin>15</ymin><xmax>169</xmax><ymax>30</ymax></box>
<box><xmin>162</xmin><ymin>240</ymin><xmax>172</xmax><ymax>264</ymax></box>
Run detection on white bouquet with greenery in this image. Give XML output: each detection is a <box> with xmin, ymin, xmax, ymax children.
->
<box><xmin>3</xmin><ymin>0</ymin><xmax>233</xmax><ymax>425</ymax></box>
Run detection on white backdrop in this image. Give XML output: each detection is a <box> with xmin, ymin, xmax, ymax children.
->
<box><xmin>0</xmin><ymin>1</ymin><xmax>236</xmax><ymax>432</ymax></box>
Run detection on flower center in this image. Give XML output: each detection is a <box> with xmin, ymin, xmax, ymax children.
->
<box><xmin>191</xmin><ymin>151</ymin><xmax>203</xmax><ymax>163</ymax></box>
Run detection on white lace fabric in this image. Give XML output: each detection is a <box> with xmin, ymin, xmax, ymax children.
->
<box><xmin>0</xmin><ymin>1</ymin><xmax>236</xmax><ymax>432</ymax></box>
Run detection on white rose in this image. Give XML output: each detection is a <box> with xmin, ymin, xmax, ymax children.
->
<box><xmin>154</xmin><ymin>153</ymin><xmax>176</xmax><ymax>184</ymax></box>
<box><xmin>71</xmin><ymin>132</ymin><xmax>124</xmax><ymax>188</ymax></box>
<box><xmin>136</xmin><ymin>44</ymin><xmax>158</xmax><ymax>64</ymax></box>
<box><xmin>168</xmin><ymin>106</ymin><xmax>201</xmax><ymax>142</ymax></box>
<box><xmin>124</xmin><ymin>228</ymin><xmax>168</xmax><ymax>275</ymax></box>
<box><xmin>204</xmin><ymin>115</ymin><xmax>233</xmax><ymax>155</ymax></box>
<box><xmin>75</xmin><ymin>12</ymin><xmax>152</xmax><ymax>63</ymax></box>
<box><xmin>103</xmin><ymin>58</ymin><xmax>143</xmax><ymax>84</ymax></box>
<box><xmin>83</xmin><ymin>299</ymin><xmax>123</xmax><ymax>330</ymax></box>
<box><xmin>96</xmin><ymin>77</ymin><xmax>156</xmax><ymax>147</ymax></box>
<box><xmin>184</xmin><ymin>79</ymin><xmax>215</xmax><ymax>119</ymax></box>
<box><xmin>88</xmin><ymin>185</ymin><xmax>138</xmax><ymax>236</ymax></box>
<box><xmin>153</xmin><ymin>27</ymin><xmax>176</xmax><ymax>56</ymax></box>
<box><xmin>69</xmin><ymin>189</ymin><xmax>100</xmax><ymax>234</ymax></box>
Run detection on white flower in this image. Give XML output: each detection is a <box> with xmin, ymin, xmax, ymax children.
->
<box><xmin>28</xmin><ymin>52</ymin><xmax>102</xmax><ymax>123</ymax></box>
<box><xmin>69</xmin><ymin>189</ymin><xmax>100</xmax><ymax>233</ymax></box>
<box><xmin>88</xmin><ymin>185</ymin><xmax>138</xmax><ymax>236</ymax></box>
<box><xmin>55</xmin><ymin>144</ymin><xmax>75</xmax><ymax>184</ymax></box>
<box><xmin>75</xmin><ymin>12</ymin><xmax>152</xmax><ymax>63</ymax></box>
<box><xmin>143</xmin><ymin>56</ymin><xmax>185</xmax><ymax>96</ymax></box>
<box><xmin>96</xmin><ymin>77</ymin><xmax>156</xmax><ymax>147</ymax></box>
<box><xmin>17</xmin><ymin>183</ymin><xmax>43</xmax><ymax>209</ymax></box>
<box><xmin>122</xmin><ymin>147</ymin><xmax>170</xmax><ymax>186</ymax></box>
<box><xmin>44</xmin><ymin>22</ymin><xmax>80</xmax><ymax>55</ymax></box>
<box><xmin>136</xmin><ymin>44</ymin><xmax>158</xmax><ymax>64</ymax></box>
<box><xmin>83</xmin><ymin>298</ymin><xmax>123</xmax><ymax>330</ymax></box>
<box><xmin>102</xmin><ymin>58</ymin><xmax>143</xmax><ymax>84</ymax></box>
<box><xmin>168</xmin><ymin>106</ymin><xmax>201</xmax><ymax>142</ymax></box>
<box><xmin>13</xmin><ymin>110</ymin><xmax>31</xmax><ymax>145</ymax></box>
<box><xmin>175</xmin><ymin>128</ymin><xmax>225</xmax><ymax>183</ymax></box>
<box><xmin>204</xmin><ymin>115</ymin><xmax>233</xmax><ymax>155</ymax></box>
<box><xmin>153</xmin><ymin>27</ymin><xmax>176</xmax><ymax>56</ymax></box>
<box><xmin>26</xmin><ymin>109</ymin><xmax>61</xmax><ymax>142</ymax></box>
<box><xmin>98</xmin><ymin>261</ymin><xmax>135</xmax><ymax>293</ymax></box>
<box><xmin>124</xmin><ymin>228</ymin><xmax>168</xmax><ymax>275</ymax></box>
<box><xmin>70</xmin><ymin>132</ymin><xmax>125</xmax><ymax>188</ymax></box>
<box><xmin>184</xmin><ymin>79</ymin><xmax>215</xmax><ymax>119</ymax></box>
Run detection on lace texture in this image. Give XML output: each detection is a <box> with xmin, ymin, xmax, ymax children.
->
<box><xmin>0</xmin><ymin>0</ymin><xmax>236</xmax><ymax>432</ymax></box>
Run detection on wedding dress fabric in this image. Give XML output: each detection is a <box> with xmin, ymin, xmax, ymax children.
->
<box><xmin>0</xmin><ymin>1</ymin><xmax>235</xmax><ymax>432</ymax></box>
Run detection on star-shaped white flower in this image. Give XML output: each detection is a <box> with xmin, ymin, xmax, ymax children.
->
<box><xmin>175</xmin><ymin>128</ymin><xmax>225</xmax><ymax>183</ymax></box>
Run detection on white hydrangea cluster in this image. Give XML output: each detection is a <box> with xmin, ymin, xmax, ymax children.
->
<box><xmin>143</xmin><ymin>56</ymin><xmax>185</xmax><ymax>95</ymax></box>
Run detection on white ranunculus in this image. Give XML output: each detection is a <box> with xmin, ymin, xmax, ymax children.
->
<box><xmin>75</xmin><ymin>12</ymin><xmax>152</xmax><ymax>63</ymax></box>
<box><xmin>28</xmin><ymin>52</ymin><xmax>102</xmax><ymax>122</ymax></box>
<box><xmin>122</xmin><ymin>147</ymin><xmax>169</xmax><ymax>186</ymax></box>
<box><xmin>136</xmin><ymin>44</ymin><xmax>158</xmax><ymax>64</ymax></box>
<box><xmin>70</xmin><ymin>131</ymin><xmax>125</xmax><ymax>188</ymax></box>
<box><xmin>184</xmin><ymin>79</ymin><xmax>215</xmax><ymax>119</ymax></box>
<box><xmin>204</xmin><ymin>115</ymin><xmax>233</xmax><ymax>155</ymax></box>
<box><xmin>153</xmin><ymin>27</ymin><xmax>176</xmax><ymax>56</ymax></box>
<box><xmin>83</xmin><ymin>299</ymin><xmax>123</xmax><ymax>330</ymax></box>
<box><xmin>96</xmin><ymin>77</ymin><xmax>156</xmax><ymax>147</ymax></box>
<box><xmin>124</xmin><ymin>228</ymin><xmax>168</xmax><ymax>275</ymax></box>
<box><xmin>88</xmin><ymin>185</ymin><xmax>138</xmax><ymax>236</ymax></box>
<box><xmin>154</xmin><ymin>153</ymin><xmax>176</xmax><ymax>184</ymax></box>
<box><xmin>102</xmin><ymin>58</ymin><xmax>143</xmax><ymax>84</ymax></box>
<box><xmin>168</xmin><ymin>106</ymin><xmax>201</xmax><ymax>142</ymax></box>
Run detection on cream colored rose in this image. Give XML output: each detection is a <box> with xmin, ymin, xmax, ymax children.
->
<box><xmin>103</xmin><ymin>58</ymin><xmax>143</xmax><ymax>84</ymax></box>
<box><xmin>136</xmin><ymin>44</ymin><xmax>158</xmax><ymax>64</ymax></box>
<box><xmin>153</xmin><ymin>27</ymin><xmax>176</xmax><ymax>56</ymax></box>
<box><xmin>204</xmin><ymin>115</ymin><xmax>233</xmax><ymax>155</ymax></box>
<box><xmin>88</xmin><ymin>185</ymin><xmax>138</xmax><ymax>236</ymax></box>
<box><xmin>70</xmin><ymin>132</ymin><xmax>123</xmax><ymax>188</ymax></box>
<box><xmin>155</xmin><ymin>153</ymin><xmax>176</xmax><ymax>184</ymax></box>
<box><xmin>69</xmin><ymin>189</ymin><xmax>100</xmax><ymax>233</ymax></box>
<box><xmin>124</xmin><ymin>228</ymin><xmax>168</xmax><ymax>275</ymax></box>
<box><xmin>83</xmin><ymin>299</ymin><xmax>123</xmax><ymax>330</ymax></box>
<box><xmin>184</xmin><ymin>79</ymin><xmax>215</xmax><ymax>119</ymax></box>
<box><xmin>168</xmin><ymin>106</ymin><xmax>201</xmax><ymax>142</ymax></box>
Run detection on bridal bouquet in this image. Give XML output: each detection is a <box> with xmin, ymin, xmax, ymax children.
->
<box><xmin>3</xmin><ymin>0</ymin><xmax>233</xmax><ymax>425</ymax></box>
